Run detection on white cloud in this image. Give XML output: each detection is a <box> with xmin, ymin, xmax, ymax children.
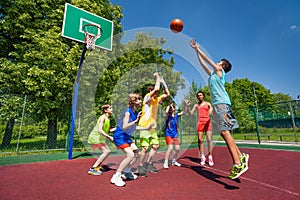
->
<box><xmin>289</xmin><ymin>24</ymin><xmax>298</xmax><ymax>30</ymax></box>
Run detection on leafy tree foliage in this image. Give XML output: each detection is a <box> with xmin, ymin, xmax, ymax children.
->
<box><xmin>76</xmin><ymin>32</ymin><xmax>185</xmax><ymax>140</ymax></box>
<box><xmin>0</xmin><ymin>0</ymin><xmax>123</xmax><ymax>148</ymax></box>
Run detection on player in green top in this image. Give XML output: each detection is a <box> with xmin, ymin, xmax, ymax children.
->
<box><xmin>87</xmin><ymin>104</ymin><xmax>115</xmax><ymax>175</ymax></box>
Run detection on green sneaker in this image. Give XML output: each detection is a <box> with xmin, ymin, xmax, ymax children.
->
<box><xmin>240</xmin><ymin>153</ymin><xmax>249</xmax><ymax>170</ymax></box>
<box><xmin>228</xmin><ymin>163</ymin><xmax>248</xmax><ymax>179</ymax></box>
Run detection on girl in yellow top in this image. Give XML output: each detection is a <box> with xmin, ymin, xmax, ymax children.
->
<box><xmin>87</xmin><ymin>104</ymin><xmax>115</xmax><ymax>175</ymax></box>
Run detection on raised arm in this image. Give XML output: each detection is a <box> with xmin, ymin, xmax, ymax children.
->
<box><xmin>185</xmin><ymin>99</ymin><xmax>197</xmax><ymax>115</ymax></box>
<box><xmin>159</xmin><ymin>76</ymin><xmax>170</xmax><ymax>100</ymax></box>
<box><xmin>165</xmin><ymin>105</ymin><xmax>171</xmax><ymax>120</ymax></box>
<box><xmin>190</xmin><ymin>39</ymin><xmax>220</xmax><ymax>75</ymax></box>
<box><xmin>149</xmin><ymin>72</ymin><xmax>161</xmax><ymax>98</ymax></box>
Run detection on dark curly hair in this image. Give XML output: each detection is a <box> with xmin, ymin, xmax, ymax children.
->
<box><xmin>221</xmin><ymin>58</ymin><xmax>232</xmax><ymax>73</ymax></box>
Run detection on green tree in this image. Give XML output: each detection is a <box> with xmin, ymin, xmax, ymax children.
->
<box><xmin>76</xmin><ymin>32</ymin><xmax>186</xmax><ymax>140</ymax></box>
<box><xmin>0</xmin><ymin>0</ymin><xmax>123</xmax><ymax>148</ymax></box>
<box><xmin>273</xmin><ymin>93</ymin><xmax>293</xmax><ymax>103</ymax></box>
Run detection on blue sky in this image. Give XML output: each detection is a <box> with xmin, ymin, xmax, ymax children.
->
<box><xmin>111</xmin><ymin>0</ymin><xmax>300</xmax><ymax>99</ymax></box>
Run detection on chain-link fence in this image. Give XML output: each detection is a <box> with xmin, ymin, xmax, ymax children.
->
<box><xmin>1</xmin><ymin>94</ymin><xmax>299</xmax><ymax>156</ymax></box>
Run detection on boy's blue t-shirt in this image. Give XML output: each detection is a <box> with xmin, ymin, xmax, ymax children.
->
<box><xmin>208</xmin><ymin>69</ymin><xmax>231</xmax><ymax>105</ymax></box>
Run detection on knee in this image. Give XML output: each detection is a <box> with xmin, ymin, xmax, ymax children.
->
<box><xmin>103</xmin><ymin>148</ymin><xmax>111</xmax><ymax>155</ymax></box>
<box><xmin>220</xmin><ymin>130</ymin><xmax>230</xmax><ymax>138</ymax></box>
<box><xmin>127</xmin><ymin>151</ymin><xmax>135</xmax><ymax>159</ymax></box>
<box><xmin>142</xmin><ymin>146</ymin><xmax>148</xmax><ymax>152</ymax></box>
<box><xmin>152</xmin><ymin>144</ymin><xmax>159</xmax><ymax>151</ymax></box>
<box><xmin>133</xmin><ymin>149</ymin><xmax>140</xmax><ymax>157</ymax></box>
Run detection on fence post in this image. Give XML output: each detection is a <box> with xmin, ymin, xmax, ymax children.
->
<box><xmin>253</xmin><ymin>106</ymin><xmax>261</xmax><ymax>144</ymax></box>
<box><xmin>179</xmin><ymin>115</ymin><xmax>182</xmax><ymax>145</ymax></box>
<box><xmin>252</xmin><ymin>85</ymin><xmax>261</xmax><ymax>144</ymax></box>
<box><xmin>288</xmin><ymin>101</ymin><xmax>298</xmax><ymax>142</ymax></box>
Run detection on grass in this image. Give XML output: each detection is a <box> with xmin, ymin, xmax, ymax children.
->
<box><xmin>0</xmin><ymin>128</ymin><xmax>299</xmax><ymax>157</ymax></box>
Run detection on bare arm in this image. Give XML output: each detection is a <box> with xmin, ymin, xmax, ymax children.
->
<box><xmin>165</xmin><ymin>105</ymin><xmax>171</xmax><ymax>120</ymax></box>
<box><xmin>110</xmin><ymin>127</ymin><xmax>116</xmax><ymax>132</ymax></box>
<box><xmin>159</xmin><ymin>76</ymin><xmax>170</xmax><ymax>100</ymax></box>
<box><xmin>207</xmin><ymin>102</ymin><xmax>213</xmax><ymax>116</ymax></box>
<box><xmin>148</xmin><ymin>72</ymin><xmax>161</xmax><ymax>99</ymax></box>
<box><xmin>185</xmin><ymin>99</ymin><xmax>197</xmax><ymax>116</ymax></box>
<box><xmin>122</xmin><ymin>112</ymin><xmax>153</xmax><ymax>131</ymax></box>
<box><xmin>178</xmin><ymin>103</ymin><xmax>187</xmax><ymax>117</ymax></box>
<box><xmin>190</xmin><ymin>39</ymin><xmax>221</xmax><ymax>75</ymax></box>
<box><xmin>188</xmin><ymin>104</ymin><xmax>198</xmax><ymax>116</ymax></box>
<box><xmin>178</xmin><ymin>110</ymin><xmax>184</xmax><ymax>117</ymax></box>
<box><xmin>122</xmin><ymin>111</ymin><xmax>140</xmax><ymax>130</ymax></box>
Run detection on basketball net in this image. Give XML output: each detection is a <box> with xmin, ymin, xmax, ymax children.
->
<box><xmin>84</xmin><ymin>33</ymin><xmax>100</xmax><ymax>50</ymax></box>
<box><xmin>83</xmin><ymin>24</ymin><xmax>102</xmax><ymax>50</ymax></box>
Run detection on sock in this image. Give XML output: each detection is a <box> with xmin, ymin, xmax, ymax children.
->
<box><xmin>116</xmin><ymin>171</ymin><xmax>122</xmax><ymax>176</ymax></box>
<box><xmin>233</xmin><ymin>163</ymin><xmax>242</xmax><ymax>167</ymax></box>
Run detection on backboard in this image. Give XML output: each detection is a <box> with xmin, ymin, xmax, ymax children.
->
<box><xmin>62</xmin><ymin>3</ymin><xmax>113</xmax><ymax>51</ymax></box>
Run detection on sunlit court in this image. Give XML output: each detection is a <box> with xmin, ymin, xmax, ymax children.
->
<box><xmin>1</xmin><ymin>1</ymin><xmax>299</xmax><ymax>200</ymax></box>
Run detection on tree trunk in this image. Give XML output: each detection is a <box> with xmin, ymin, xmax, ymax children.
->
<box><xmin>46</xmin><ymin>119</ymin><xmax>57</xmax><ymax>149</ymax></box>
<box><xmin>1</xmin><ymin>118</ymin><xmax>15</xmax><ymax>148</ymax></box>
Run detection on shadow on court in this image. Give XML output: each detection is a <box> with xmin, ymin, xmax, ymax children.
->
<box><xmin>180</xmin><ymin>156</ymin><xmax>240</xmax><ymax>190</ymax></box>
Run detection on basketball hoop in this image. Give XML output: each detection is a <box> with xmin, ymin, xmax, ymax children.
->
<box><xmin>83</xmin><ymin>24</ymin><xmax>102</xmax><ymax>50</ymax></box>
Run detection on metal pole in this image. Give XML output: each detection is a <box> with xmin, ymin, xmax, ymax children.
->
<box><xmin>68</xmin><ymin>45</ymin><xmax>87</xmax><ymax>160</ymax></box>
<box><xmin>252</xmin><ymin>85</ymin><xmax>261</xmax><ymax>144</ymax></box>
<box><xmin>288</xmin><ymin>101</ymin><xmax>297</xmax><ymax>142</ymax></box>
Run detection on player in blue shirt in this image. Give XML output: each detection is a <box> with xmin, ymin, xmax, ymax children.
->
<box><xmin>163</xmin><ymin>101</ymin><xmax>186</xmax><ymax>169</ymax></box>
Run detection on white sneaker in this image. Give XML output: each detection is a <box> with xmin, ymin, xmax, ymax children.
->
<box><xmin>111</xmin><ymin>174</ymin><xmax>125</xmax><ymax>187</ymax></box>
<box><xmin>172</xmin><ymin>161</ymin><xmax>181</xmax><ymax>167</ymax></box>
<box><xmin>200</xmin><ymin>157</ymin><xmax>206</xmax><ymax>166</ymax></box>
<box><xmin>208</xmin><ymin>155</ymin><xmax>214</xmax><ymax>166</ymax></box>
<box><xmin>163</xmin><ymin>161</ymin><xmax>169</xmax><ymax>169</ymax></box>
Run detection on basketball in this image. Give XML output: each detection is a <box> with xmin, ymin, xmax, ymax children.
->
<box><xmin>170</xmin><ymin>18</ymin><xmax>184</xmax><ymax>33</ymax></box>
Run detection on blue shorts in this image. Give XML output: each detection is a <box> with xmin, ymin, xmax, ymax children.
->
<box><xmin>113</xmin><ymin>134</ymin><xmax>133</xmax><ymax>148</ymax></box>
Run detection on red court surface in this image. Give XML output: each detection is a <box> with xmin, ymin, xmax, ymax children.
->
<box><xmin>1</xmin><ymin>146</ymin><xmax>299</xmax><ymax>200</ymax></box>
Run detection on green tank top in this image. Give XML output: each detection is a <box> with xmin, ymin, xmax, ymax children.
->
<box><xmin>88</xmin><ymin>115</ymin><xmax>110</xmax><ymax>144</ymax></box>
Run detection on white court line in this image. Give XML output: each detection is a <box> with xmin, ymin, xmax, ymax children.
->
<box><xmin>182</xmin><ymin>158</ymin><xmax>300</xmax><ymax>197</ymax></box>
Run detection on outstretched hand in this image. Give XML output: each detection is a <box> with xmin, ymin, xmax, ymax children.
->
<box><xmin>185</xmin><ymin>99</ymin><xmax>191</xmax><ymax>106</ymax></box>
<box><xmin>190</xmin><ymin>39</ymin><xmax>199</xmax><ymax>49</ymax></box>
<box><xmin>135</xmin><ymin>111</ymin><xmax>142</xmax><ymax>124</ymax></box>
<box><xmin>153</xmin><ymin>72</ymin><xmax>159</xmax><ymax>78</ymax></box>
<box><xmin>149</xmin><ymin>122</ymin><xmax>156</xmax><ymax>129</ymax></box>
